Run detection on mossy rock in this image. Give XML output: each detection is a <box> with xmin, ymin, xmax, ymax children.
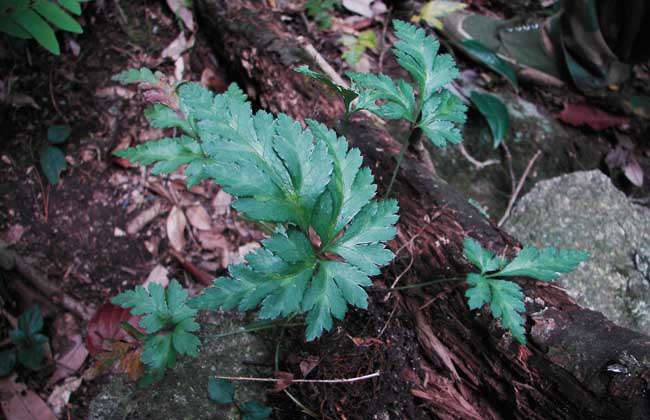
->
<box><xmin>506</xmin><ymin>170</ymin><xmax>650</xmax><ymax>334</ymax></box>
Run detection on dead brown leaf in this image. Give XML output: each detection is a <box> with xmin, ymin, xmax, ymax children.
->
<box><xmin>126</xmin><ymin>201</ymin><xmax>167</xmax><ymax>235</ymax></box>
<box><xmin>0</xmin><ymin>375</ymin><xmax>57</xmax><ymax>420</ymax></box>
<box><xmin>197</xmin><ymin>231</ymin><xmax>229</xmax><ymax>251</ymax></box>
<box><xmin>299</xmin><ymin>356</ymin><xmax>320</xmax><ymax>377</ymax></box>
<box><xmin>47</xmin><ymin>335</ymin><xmax>89</xmax><ymax>387</ymax></box>
<box><xmin>167</xmin><ymin>206</ymin><xmax>187</xmax><ymax>251</ymax></box>
<box><xmin>47</xmin><ymin>377</ymin><xmax>82</xmax><ymax>416</ymax></box>
<box><xmin>186</xmin><ymin>205</ymin><xmax>212</xmax><ymax>230</ymax></box>
<box><xmin>212</xmin><ymin>190</ymin><xmax>232</xmax><ymax>216</ymax></box>
<box><xmin>143</xmin><ymin>264</ymin><xmax>170</xmax><ymax>288</ymax></box>
<box><xmin>272</xmin><ymin>371</ymin><xmax>294</xmax><ymax>392</ymax></box>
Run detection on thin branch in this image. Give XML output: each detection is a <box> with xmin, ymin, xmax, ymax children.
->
<box><xmin>500</xmin><ymin>140</ymin><xmax>516</xmax><ymax>194</ymax></box>
<box><xmin>297</xmin><ymin>36</ymin><xmax>348</xmax><ymax>88</ymax></box>
<box><xmin>213</xmin><ymin>371</ymin><xmax>380</xmax><ymax>384</ymax></box>
<box><xmin>498</xmin><ymin>150</ymin><xmax>542</xmax><ymax>227</ymax></box>
<box><xmin>458</xmin><ymin>143</ymin><xmax>500</xmax><ymax>170</ymax></box>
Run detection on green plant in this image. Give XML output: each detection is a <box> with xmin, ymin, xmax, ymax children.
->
<box><xmin>111</xmin><ymin>280</ymin><xmax>200</xmax><ymax>383</ymax></box>
<box><xmin>297</xmin><ymin>20</ymin><xmax>467</xmax><ymax>195</ymax></box>
<box><xmin>40</xmin><ymin>123</ymin><xmax>71</xmax><ymax>184</ymax></box>
<box><xmin>305</xmin><ymin>0</ymin><xmax>338</xmax><ymax>30</ymax></box>
<box><xmin>0</xmin><ymin>0</ymin><xmax>89</xmax><ymax>55</ymax></box>
<box><xmin>1</xmin><ymin>306</ymin><xmax>49</xmax><ymax>375</ymax></box>
<box><xmin>110</xmin><ymin>65</ymin><xmax>398</xmax><ymax>378</ymax></box>
<box><xmin>469</xmin><ymin>91</ymin><xmax>509</xmax><ymax>148</ymax></box>
<box><xmin>462</xmin><ymin>238</ymin><xmax>588</xmax><ymax>343</ymax></box>
<box><xmin>208</xmin><ymin>378</ymin><xmax>272</xmax><ymax>419</ymax></box>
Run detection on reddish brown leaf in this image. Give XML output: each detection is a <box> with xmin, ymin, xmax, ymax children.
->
<box><xmin>186</xmin><ymin>205</ymin><xmax>212</xmax><ymax>230</ymax></box>
<box><xmin>167</xmin><ymin>206</ymin><xmax>187</xmax><ymax>251</ymax></box>
<box><xmin>299</xmin><ymin>356</ymin><xmax>321</xmax><ymax>378</ymax></box>
<box><xmin>0</xmin><ymin>375</ymin><xmax>57</xmax><ymax>420</ymax></box>
<box><xmin>272</xmin><ymin>371</ymin><xmax>294</xmax><ymax>392</ymax></box>
<box><xmin>558</xmin><ymin>102</ymin><xmax>629</xmax><ymax>130</ymax></box>
<box><xmin>86</xmin><ymin>303</ymin><xmax>141</xmax><ymax>356</ymax></box>
<box><xmin>349</xmin><ymin>336</ymin><xmax>384</xmax><ymax>347</ymax></box>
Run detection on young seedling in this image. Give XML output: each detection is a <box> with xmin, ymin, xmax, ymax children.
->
<box><xmin>1</xmin><ymin>306</ymin><xmax>49</xmax><ymax>375</ymax></box>
<box><xmin>462</xmin><ymin>238</ymin><xmax>588</xmax><ymax>343</ymax></box>
<box><xmin>296</xmin><ymin>20</ymin><xmax>467</xmax><ymax>196</ymax></box>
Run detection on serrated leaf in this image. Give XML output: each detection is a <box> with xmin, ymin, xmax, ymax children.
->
<box><xmin>114</xmin><ymin>136</ymin><xmax>203</xmax><ymax>175</ymax></box>
<box><xmin>295</xmin><ymin>65</ymin><xmax>358</xmax><ymax>113</ymax></box>
<box><xmin>17</xmin><ymin>305</ymin><xmax>44</xmax><ymax>337</ymax></box>
<box><xmin>40</xmin><ymin>146</ymin><xmax>67</xmax><ymax>184</ymax></box>
<box><xmin>463</xmin><ymin>237</ymin><xmax>503</xmax><ymax>274</ymax></box>
<box><xmin>393</xmin><ymin>20</ymin><xmax>458</xmax><ymax>101</ymax></box>
<box><xmin>302</xmin><ymin>264</ymin><xmax>347</xmax><ymax>341</ymax></box>
<box><xmin>418</xmin><ymin>89</ymin><xmax>467</xmax><ymax>147</ymax></box>
<box><xmin>307</xmin><ymin>120</ymin><xmax>376</xmax><ymax>244</ymax></box>
<box><xmin>47</xmin><ymin>124</ymin><xmax>71</xmax><ymax>144</ymax></box>
<box><xmin>461</xmin><ymin>40</ymin><xmax>518</xmax><ymax>90</ymax></box>
<box><xmin>497</xmin><ymin>246</ymin><xmax>589</xmax><ymax>281</ymax></box>
<box><xmin>141</xmin><ymin>334</ymin><xmax>175</xmax><ymax>371</ymax></box>
<box><xmin>348</xmin><ymin>72</ymin><xmax>416</xmax><ymax>121</ymax></box>
<box><xmin>16</xmin><ymin>334</ymin><xmax>48</xmax><ymax>370</ymax></box>
<box><xmin>208</xmin><ymin>378</ymin><xmax>234</xmax><ymax>404</ymax></box>
<box><xmin>470</xmin><ymin>91</ymin><xmax>509</xmax><ymax>148</ymax></box>
<box><xmin>144</xmin><ymin>104</ymin><xmax>194</xmax><ymax>136</ymax></box>
<box><xmin>489</xmin><ymin>280</ymin><xmax>526</xmax><ymax>343</ymax></box>
<box><xmin>172</xmin><ymin>318</ymin><xmax>200</xmax><ymax>357</ymax></box>
<box><xmin>465</xmin><ymin>272</ymin><xmax>491</xmax><ymax>310</ymax></box>
<box><xmin>112</xmin><ymin>68</ymin><xmax>158</xmax><ymax>85</ymax></box>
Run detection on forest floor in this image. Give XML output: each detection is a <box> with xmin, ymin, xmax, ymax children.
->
<box><xmin>0</xmin><ymin>0</ymin><xmax>648</xmax><ymax>418</ymax></box>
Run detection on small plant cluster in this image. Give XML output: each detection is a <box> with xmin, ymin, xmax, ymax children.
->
<box><xmin>111</xmin><ymin>63</ymin><xmax>398</xmax><ymax>379</ymax></box>
<box><xmin>0</xmin><ymin>0</ymin><xmax>89</xmax><ymax>55</ymax></box>
<box><xmin>463</xmin><ymin>238</ymin><xmax>587</xmax><ymax>343</ymax></box>
<box><xmin>208</xmin><ymin>378</ymin><xmax>271</xmax><ymax>420</ymax></box>
<box><xmin>305</xmin><ymin>0</ymin><xmax>339</xmax><ymax>29</ymax></box>
<box><xmin>107</xmin><ymin>21</ymin><xmax>587</xmax><ymax>394</ymax></box>
<box><xmin>0</xmin><ymin>306</ymin><xmax>49</xmax><ymax>375</ymax></box>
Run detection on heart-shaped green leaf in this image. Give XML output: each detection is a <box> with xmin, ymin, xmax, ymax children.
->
<box><xmin>40</xmin><ymin>146</ymin><xmax>67</xmax><ymax>184</ymax></box>
<box><xmin>47</xmin><ymin>124</ymin><xmax>72</xmax><ymax>143</ymax></box>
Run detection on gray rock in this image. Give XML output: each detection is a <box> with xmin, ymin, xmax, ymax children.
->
<box><xmin>88</xmin><ymin>314</ymin><xmax>271</xmax><ymax>420</ymax></box>
<box><xmin>506</xmin><ymin>170</ymin><xmax>650</xmax><ymax>334</ymax></box>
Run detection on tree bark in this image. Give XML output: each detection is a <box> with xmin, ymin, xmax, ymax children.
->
<box><xmin>194</xmin><ymin>1</ymin><xmax>650</xmax><ymax>418</ymax></box>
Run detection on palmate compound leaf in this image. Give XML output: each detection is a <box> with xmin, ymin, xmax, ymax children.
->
<box><xmin>112</xmin><ymin>280</ymin><xmax>200</xmax><ymax>372</ymax></box>
<box><xmin>497</xmin><ymin>246</ymin><xmax>589</xmax><ymax>281</ymax></box>
<box><xmin>113</xmin><ymin>74</ymin><xmax>399</xmax><ymax>341</ymax></box>
<box><xmin>392</xmin><ymin>20</ymin><xmax>458</xmax><ymax>102</ymax></box>
<box><xmin>418</xmin><ymin>89</ymin><xmax>467</xmax><ymax>147</ymax></box>
<box><xmin>114</xmin><ymin>135</ymin><xmax>204</xmax><ymax>176</ymax></box>
<box><xmin>347</xmin><ymin>71</ymin><xmax>417</xmax><ymax>121</ymax></box>
<box><xmin>463</xmin><ymin>239</ymin><xmax>588</xmax><ymax>343</ymax></box>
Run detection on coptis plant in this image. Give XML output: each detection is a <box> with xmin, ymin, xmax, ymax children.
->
<box><xmin>463</xmin><ymin>238</ymin><xmax>588</xmax><ymax>343</ymax></box>
<box><xmin>110</xmin><ymin>67</ymin><xmax>398</xmax><ymax>378</ymax></box>
<box><xmin>296</xmin><ymin>20</ymin><xmax>467</xmax><ymax>193</ymax></box>
<box><xmin>108</xmin><ymin>21</ymin><xmax>587</xmax><ymax>383</ymax></box>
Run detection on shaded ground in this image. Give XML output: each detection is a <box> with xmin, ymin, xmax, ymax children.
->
<box><xmin>0</xmin><ymin>0</ymin><xmax>649</xmax><ymax>418</ymax></box>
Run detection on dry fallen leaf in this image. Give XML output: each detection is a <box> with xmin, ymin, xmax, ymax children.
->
<box><xmin>166</xmin><ymin>0</ymin><xmax>195</xmax><ymax>32</ymax></box>
<box><xmin>197</xmin><ymin>230</ymin><xmax>229</xmax><ymax>251</ymax></box>
<box><xmin>47</xmin><ymin>377</ymin><xmax>82</xmax><ymax>417</ymax></box>
<box><xmin>167</xmin><ymin>206</ymin><xmax>187</xmax><ymax>251</ymax></box>
<box><xmin>0</xmin><ymin>224</ymin><xmax>24</xmax><ymax>245</ymax></box>
<box><xmin>143</xmin><ymin>264</ymin><xmax>170</xmax><ymax>288</ymax></box>
<box><xmin>0</xmin><ymin>375</ymin><xmax>57</xmax><ymax>420</ymax></box>
<box><xmin>47</xmin><ymin>335</ymin><xmax>89</xmax><ymax>387</ymax></box>
<box><xmin>126</xmin><ymin>201</ymin><xmax>167</xmax><ymax>235</ymax></box>
<box><xmin>229</xmin><ymin>242</ymin><xmax>261</xmax><ymax>265</ymax></box>
<box><xmin>212</xmin><ymin>190</ymin><xmax>232</xmax><ymax>216</ymax></box>
<box><xmin>186</xmin><ymin>205</ymin><xmax>212</xmax><ymax>230</ymax></box>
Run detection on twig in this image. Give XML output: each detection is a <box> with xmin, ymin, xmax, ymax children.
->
<box><xmin>377</xmin><ymin>7</ymin><xmax>392</xmax><ymax>72</ymax></box>
<box><xmin>501</xmin><ymin>140</ymin><xmax>516</xmax><ymax>194</ymax></box>
<box><xmin>49</xmin><ymin>67</ymin><xmax>67</xmax><ymax>122</ymax></box>
<box><xmin>384</xmin><ymin>245</ymin><xmax>414</xmax><ymax>302</ymax></box>
<box><xmin>498</xmin><ymin>150</ymin><xmax>542</xmax><ymax>227</ymax></box>
<box><xmin>378</xmin><ymin>300</ymin><xmax>399</xmax><ymax>338</ymax></box>
<box><xmin>458</xmin><ymin>143</ymin><xmax>500</xmax><ymax>170</ymax></box>
<box><xmin>297</xmin><ymin>36</ymin><xmax>348</xmax><ymax>87</ymax></box>
<box><xmin>213</xmin><ymin>371</ymin><xmax>380</xmax><ymax>384</ymax></box>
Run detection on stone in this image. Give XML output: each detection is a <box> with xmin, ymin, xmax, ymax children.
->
<box><xmin>506</xmin><ymin>170</ymin><xmax>650</xmax><ymax>334</ymax></box>
<box><xmin>88</xmin><ymin>314</ymin><xmax>271</xmax><ymax>420</ymax></box>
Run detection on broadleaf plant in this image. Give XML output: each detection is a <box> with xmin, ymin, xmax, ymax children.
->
<box><xmin>462</xmin><ymin>238</ymin><xmax>588</xmax><ymax>343</ymax></box>
<box><xmin>111</xmin><ymin>68</ymin><xmax>398</xmax><ymax>349</ymax></box>
<box><xmin>4</xmin><ymin>305</ymin><xmax>49</xmax><ymax>372</ymax></box>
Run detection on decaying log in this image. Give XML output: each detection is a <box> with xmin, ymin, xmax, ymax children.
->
<box><xmin>194</xmin><ymin>1</ymin><xmax>650</xmax><ymax>418</ymax></box>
